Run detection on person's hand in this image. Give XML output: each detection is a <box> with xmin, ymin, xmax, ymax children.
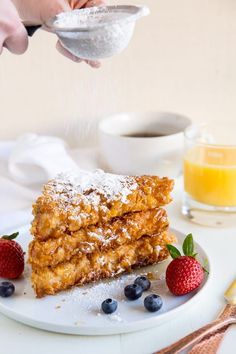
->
<box><xmin>0</xmin><ymin>0</ymin><xmax>28</xmax><ymax>55</ymax></box>
<box><xmin>12</xmin><ymin>0</ymin><xmax>104</xmax><ymax>24</ymax></box>
<box><xmin>12</xmin><ymin>0</ymin><xmax>105</xmax><ymax>67</ymax></box>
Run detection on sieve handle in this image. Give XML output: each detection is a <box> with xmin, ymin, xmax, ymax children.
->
<box><xmin>24</xmin><ymin>25</ymin><xmax>41</xmax><ymax>37</ymax></box>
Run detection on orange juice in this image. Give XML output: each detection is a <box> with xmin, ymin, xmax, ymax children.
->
<box><xmin>184</xmin><ymin>145</ymin><xmax>236</xmax><ymax>206</ymax></box>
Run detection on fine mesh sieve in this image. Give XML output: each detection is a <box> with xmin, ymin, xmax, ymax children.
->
<box><xmin>25</xmin><ymin>5</ymin><xmax>149</xmax><ymax>60</ymax></box>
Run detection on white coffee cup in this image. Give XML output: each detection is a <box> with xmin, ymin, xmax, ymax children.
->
<box><xmin>99</xmin><ymin>111</ymin><xmax>192</xmax><ymax>177</ymax></box>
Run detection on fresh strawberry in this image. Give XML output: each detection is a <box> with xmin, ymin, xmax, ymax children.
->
<box><xmin>166</xmin><ymin>234</ymin><xmax>206</xmax><ymax>296</ymax></box>
<box><xmin>0</xmin><ymin>232</ymin><xmax>24</xmax><ymax>279</ymax></box>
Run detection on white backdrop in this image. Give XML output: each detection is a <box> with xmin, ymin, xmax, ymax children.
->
<box><xmin>0</xmin><ymin>0</ymin><xmax>235</xmax><ymax>145</ymax></box>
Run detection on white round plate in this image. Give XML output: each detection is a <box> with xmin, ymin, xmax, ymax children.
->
<box><xmin>0</xmin><ymin>227</ymin><xmax>210</xmax><ymax>335</ymax></box>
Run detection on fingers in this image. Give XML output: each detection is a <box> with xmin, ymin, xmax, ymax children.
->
<box><xmin>42</xmin><ymin>0</ymin><xmax>71</xmax><ymax>19</ymax></box>
<box><xmin>56</xmin><ymin>40</ymin><xmax>101</xmax><ymax>68</ymax></box>
<box><xmin>38</xmin><ymin>0</ymin><xmax>71</xmax><ymax>23</ymax></box>
<box><xmin>56</xmin><ymin>41</ymin><xmax>82</xmax><ymax>62</ymax></box>
<box><xmin>0</xmin><ymin>0</ymin><xmax>28</xmax><ymax>55</ymax></box>
<box><xmin>85</xmin><ymin>0</ymin><xmax>106</xmax><ymax>8</ymax></box>
<box><xmin>12</xmin><ymin>0</ymin><xmax>71</xmax><ymax>24</ymax></box>
<box><xmin>84</xmin><ymin>59</ymin><xmax>101</xmax><ymax>68</ymax></box>
<box><xmin>0</xmin><ymin>37</ymin><xmax>4</xmax><ymax>55</ymax></box>
<box><xmin>69</xmin><ymin>0</ymin><xmax>105</xmax><ymax>10</ymax></box>
<box><xmin>69</xmin><ymin>0</ymin><xmax>88</xmax><ymax>10</ymax></box>
<box><xmin>12</xmin><ymin>0</ymin><xmax>106</xmax><ymax>24</ymax></box>
<box><xmin>3</xmin><ymin>24</ymin><xmax>28</xmax><ymax>54</ymax></box>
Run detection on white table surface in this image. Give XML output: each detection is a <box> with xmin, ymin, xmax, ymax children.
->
<box><xmin>0</xmin><ymin>179</ymin><xmax>236</xmax><ymax>354</ymax></box>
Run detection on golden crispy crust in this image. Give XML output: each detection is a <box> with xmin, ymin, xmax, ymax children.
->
<box><xmin>29</xmin><ymin>208</ymin><xmax>169</xmax><ymax>268</ymax></box>
<box><xmin>31</xmin><ymin>174</ymin><xmax>174</xmax><ymax>241</ymax></box>
<box><xmin>31</xmin><ymin>232</ymin><xmax>176</xmax><ymax>298</ymax></box>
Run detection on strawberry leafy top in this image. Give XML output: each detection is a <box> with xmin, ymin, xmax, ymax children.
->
<box><xmin>2</xmin><ymin>232</ymin><xmax>19</xmax><ymax>240</ymax></box>
<box><xmin>167</xmin><ymin>234</ymin><xmax>209</xmax><ymax>274</ymax></box>
<box><xmin>167</xmin><ymin>234</ymin><xmax>196</xmax><ymax>259</ymax></box>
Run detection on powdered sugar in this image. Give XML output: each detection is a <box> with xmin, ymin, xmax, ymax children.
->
<box><xmin>58</xmin><ymin>21</ymin><xmax>134</xmax><ymax>60</ymax></box>
<box><xmin>53</xmin><ymin>268</ymin><xmax>167</xmax><ymax>325</ymax></box>
<box><xmin>60</xmin><ymin>273</ymin><xmax>136</xmax><ymax>322</ymax></box>
<box><xmin>155</xmin><ymin>245</ymin><xmax>163</xmax><ymax>252</ymax></box>
<box><xmin>109</xmin><ymin>314</ymin><xmax>123</xmax><ymax>322</ymax></box>
<box><xmin>48</xmin><ymin>169</ymin><xmax>137</xmax><ymax>206</ymax></box>
<box><xmin>54</xmin><ymin>8</ymin><xmax>129</xmax><ymax>29</ymax></box>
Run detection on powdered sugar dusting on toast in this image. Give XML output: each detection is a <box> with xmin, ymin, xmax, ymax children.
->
<box><xmin>46</xmin><ymin>169</ymin><xmax>138</xmax><ymax>207</ymax></box>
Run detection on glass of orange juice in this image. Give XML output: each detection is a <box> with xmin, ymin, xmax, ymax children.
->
<box><xmin>183</xmin><ymin>124</ymin><xmax>236</xmax><ymax>227</ymax></box>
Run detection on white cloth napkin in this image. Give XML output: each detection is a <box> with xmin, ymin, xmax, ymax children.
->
<box><xmin>0</xmin><ymin>134</ymin><xmax>99</xmax><ymax>232</ymax></box>
<box><xmin>8</xmin><ymin>134</ymin><xmax>80</xmax><ymax>186</ymax></box>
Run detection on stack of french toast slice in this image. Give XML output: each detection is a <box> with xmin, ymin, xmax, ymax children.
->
<box><xmin>29</xmin><ymin>170</ymin><xmax>176</xmax><ymax>297</ymax></box>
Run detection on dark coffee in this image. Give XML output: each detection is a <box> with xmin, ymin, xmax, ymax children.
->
<box><xmin>122</xmin><ymin>132</ymin><xmax>167</xmax><ymax>138</ymax></box>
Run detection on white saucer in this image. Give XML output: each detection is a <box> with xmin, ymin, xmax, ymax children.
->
<box><xmin>0</xmin><ymin>227</ymin><xmax>210</xmax><ymax>335</ymax></box>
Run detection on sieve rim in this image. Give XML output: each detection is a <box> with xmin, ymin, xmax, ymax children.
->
<box><xmin>44</xmin><ymin>5</ymin><xmax>149</xmax><ymax>33</ymax></box>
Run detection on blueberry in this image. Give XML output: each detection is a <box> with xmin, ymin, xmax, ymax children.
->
<box><xmin>0</xmin><ymin>281</ymin><xmax>15</xmax><ymax>298</ymax></box>
<box><xmin>101</xmin><ymin>298</ymin><xmax>118</xmax><ymax>314</ymax></box>
<box><xmin>134</xmin><ymin>276</ymin><xmax>151</xmax><ymax>291</ymax></box>
<box><xmin>144</xmin><ymin>294</ymin><xmax>163</xmax><ymax>312</ymax></box>
<box><xmin>124</xmin><ymin>284</ymin><xmax>143</xmax><ymax>300</ymax></box>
